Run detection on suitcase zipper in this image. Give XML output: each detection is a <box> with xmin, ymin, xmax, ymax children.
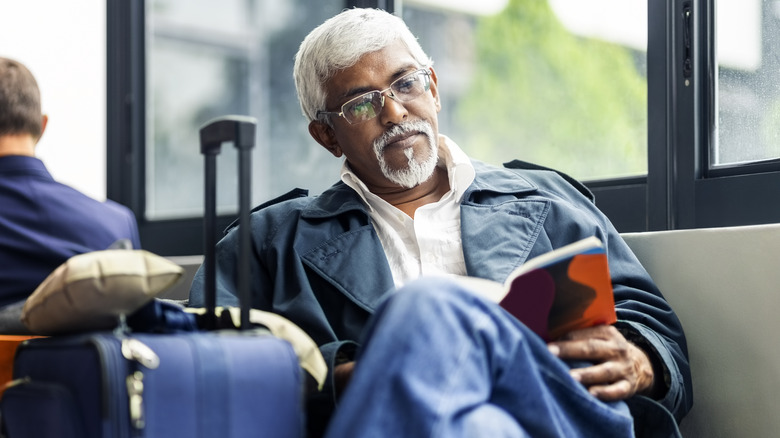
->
<box><xmin>92</xmin><ymin>334</ymin><xmax>160</xmax><ymax>438</ymax></box>
<box><xmin>121</xmin><ymin>338</ymin><xmax>160</xmax><ymax>431</ymax></box>
<box><xmin>90</xmin><ymin>335</ymin><xmax>129</xmax><ymax>438</ymax></box>
<box><xmin>0</xmin><ymin>376</ymin><xmax>31</xmax><ymax>391</ymax></box>
<box><xmin>121</xmin><ymin>338</ymin><xmax>160</xmax><ymax>370</ymax></box>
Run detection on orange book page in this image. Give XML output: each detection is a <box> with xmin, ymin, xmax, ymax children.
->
<box><xmin>547</xmin><ymin>253</ymin><xmax>616</xmax><ymax>340</ymax></box>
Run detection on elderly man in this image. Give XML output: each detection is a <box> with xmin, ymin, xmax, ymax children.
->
<box><xmin>190</xmin><ymin>8</ymin><xmax>691</xmax><ymax>437</ymax></box>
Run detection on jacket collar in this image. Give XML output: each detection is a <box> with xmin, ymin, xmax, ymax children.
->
<box><xmin>297</xmin><ymin>160</ymin><xmax>547</xmax><ymax>308</ymax></box>
<box><xmin>301</xmin><ymin>181</ymin><xmax>369</xmax><ymax>219</ymax></box>
<box><xmin>465</xmin><ymin>160</ymin><xmax>538</xmax><ymax>198</ymax></box>
<box><xmin>0</xmin><ymin>155</ymin><xmax>52</xmax><ymax>179</ymax></box>
<box><xmin>300</xmin><ymin>159</ymin><xmax>539</xmax><ymax>220</ymax></box>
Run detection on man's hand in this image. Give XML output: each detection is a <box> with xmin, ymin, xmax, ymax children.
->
<box><xmin>333</xmin><ymin>361</ymin><xmax>355</xmax><ymax>398</ymax></box>
<box><xmin>546</xmin><ymin>325</ymin><xmax>656</xmax><ymax>401</ymax></box>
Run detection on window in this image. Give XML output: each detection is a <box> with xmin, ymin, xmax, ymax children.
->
<box><xmin>1</xmin><ymin>1</ymin><xmax>106</xmax><ymax>201</ymax></box>
<box><xmin>713</xmin><ymin>0</ymin><xmax>780</xmax><ymax>167</ymax></box>
<box><xmin>108</xmin><ymin>0</ymin><xmax>780</xmax><ymax>255</ymax></box>
<box><xmin>401</xmin><ymin>0</ymin><xmax>649</xmax><ymax>182</ymax></box>
<box><xmin>108</xmin><ymin>0</ymin><xmax>346</xmax><ymax>254</ymax></box>
<box><xmin>667</xmin><ymin>0</ymin><xmax>780</xmax><ymax>229</ymax></box>
<box><xmin>146</xmin><ymin>0</ymin><xmax>345</xmax><ymax>220</ymax></box>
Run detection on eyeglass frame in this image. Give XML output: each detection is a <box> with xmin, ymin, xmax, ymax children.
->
<box><xmin>316</xmin><ymin>68</ymin><xmax>433</xmax><ymax>125</ymax></box>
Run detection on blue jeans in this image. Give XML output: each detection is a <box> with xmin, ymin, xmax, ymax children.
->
<box><xmin>324</xmin><ymin>277</ymin><xmax>634</xmax><ymax>438</ymax></box>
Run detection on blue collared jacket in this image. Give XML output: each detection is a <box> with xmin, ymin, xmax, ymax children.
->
<box><xmin>0</xmin><ymin>155</ymin><xmax>141</xmax><ymax>307</ymax></box>
<box><xmin>189</xmin><ymin>160</ymin><xmax>692</xmax><ymax>432</ymax></box>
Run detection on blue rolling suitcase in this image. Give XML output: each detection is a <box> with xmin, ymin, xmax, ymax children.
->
<box><xmin>0</xmin><ymin>116</ymin><xmax>304</xmax><ymax>438</ymax></box>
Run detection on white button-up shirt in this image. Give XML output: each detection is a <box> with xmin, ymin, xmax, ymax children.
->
<box><xmin>340</xmin><ymin>136</ymin><xmax>476</xmax><ymax>288</ymax></box>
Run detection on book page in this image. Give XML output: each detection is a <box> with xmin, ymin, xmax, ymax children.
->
<box><xmin>450</xmin><ymin>276</ymin><xmax>505</xmax><ymax>303</ymax></box>
<box><xmin>504</xmin><ymin>236</ymin><xmax>604</xmax><ymax>286</ymax></box>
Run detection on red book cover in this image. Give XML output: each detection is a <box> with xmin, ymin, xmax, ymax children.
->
<box><xmin>456</xmin><ymin>236</ymin><xmax>617</xmax><ymax>341</ymax></box>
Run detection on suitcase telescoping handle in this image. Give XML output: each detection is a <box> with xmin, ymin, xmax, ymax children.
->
<box><xmin>199</xmin><ymin>115</ymin><xmax>257</xmax><ymax>331</ymax></box>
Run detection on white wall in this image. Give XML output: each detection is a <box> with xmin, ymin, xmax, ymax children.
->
<box><xmin>0</xmin><ymin>0</ymin><xmax>107</xmax><ymax>200</ymax></box>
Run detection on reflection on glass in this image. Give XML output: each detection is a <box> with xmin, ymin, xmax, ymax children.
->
<box><xmin>715</xmin><ymin>0</ymin><xmax>780</xmax><ymax>166</ymax></box>
<box><xmin>146</xmin><ymin>0</ymin><xmax>343</xmax><ymax>220</ymax></box>
<box><xmin>402</xmin><ymin>0</ymin><xmax>649</xmax><ymax>181</ymax></box>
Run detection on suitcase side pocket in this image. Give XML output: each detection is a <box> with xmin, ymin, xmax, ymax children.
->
<box><xmin>1</xmin><ymin>379</ymin><xmax>85</xmax><ymax>438</ymax></box>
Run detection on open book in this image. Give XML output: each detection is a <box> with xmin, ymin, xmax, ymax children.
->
<box><xmin>456</xmin><ymin>236</ymin><xmax>617</xmax><ymax>341</ymax></box>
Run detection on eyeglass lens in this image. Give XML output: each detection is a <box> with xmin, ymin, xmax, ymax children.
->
<box><xmin>343</xmin><ymin>69</ymin><xmax>430</xmax><ymax>124</ymax></box>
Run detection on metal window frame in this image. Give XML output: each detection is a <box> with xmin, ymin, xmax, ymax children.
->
<box><xmin>108</xmin><ymin>0</ymin><xmax>780</xmax><ymax>256</ymax></box>
<box><xmin>108</xmin><ymin>0</ymin><xmax>367</xmax><ymax>255</ymax></box>
<box><xmin>665</xmin><ymin>0</ymin><xmax>780</xmax><ymax>229</ymax></box>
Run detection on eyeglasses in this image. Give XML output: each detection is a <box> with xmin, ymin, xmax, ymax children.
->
<box><xmin>317</xmin><ymin>68</ymin><xmax>432</xmax><ymax>125</ymax></box>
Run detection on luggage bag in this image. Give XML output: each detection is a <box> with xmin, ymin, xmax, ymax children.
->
<box><xmin>0</xmin><ymin>116</ymin><xmax>303</xmax><ymax>438</ymax></box>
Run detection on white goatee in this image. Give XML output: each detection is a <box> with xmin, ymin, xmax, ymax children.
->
<box><xmin>373</xmin><ymin>120</ymin><xmax>438</xmax><ymax>188</ymax></box>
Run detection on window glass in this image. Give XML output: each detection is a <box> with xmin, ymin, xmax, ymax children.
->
<box><xmin>400</xmin><ymin>0</ymin><xmax>649</xmax><ymax>181</ymax></box>
<box><xmin>0</xmin><ymin>0</ymin><xmax>106</xmax><ymax>201</ymax></box>
<box><xmin>146</xmin><ymin>0</ymin><xmax>343</xmax><ymax>219</ymax></box>
<box><xmin>714</xmin><ymin>0</ymin><xmax>780</xmax><ymax>166</ymax></box>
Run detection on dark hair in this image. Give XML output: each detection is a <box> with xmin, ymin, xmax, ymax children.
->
<box><xmin>0</xmin><ymin>57</ymin><xmax>42</xmax><ymax>137</ymax></box>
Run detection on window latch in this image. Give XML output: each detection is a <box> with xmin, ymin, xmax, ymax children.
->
<box><xmin>682</xmin><ymin>2</ymin><xmax>693</xmax><ymax>82</ymax></box>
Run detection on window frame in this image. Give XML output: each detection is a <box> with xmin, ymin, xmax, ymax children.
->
<box><xmin>663</xmin><ymin>0</ymin><xmax>780</xmax><ymax>230</ymax></box>
<box><xmin>551</xmin><ymin>0</ymin><xmax>780</xmax><ymax>232</ymax></box>
<box><xmin>108</xmin><ymin>0</ymin><xmax>215</xmax><ymax>256</ymax></box>
<box><xmin>107</xmin><ymin>0</ymin><xmax>780</xmax><ymax>257</ymax></box>
<box><xmin>107</xmin><ymin>0</ymin><xmax>359</xmax><ymax>256</ymax></box>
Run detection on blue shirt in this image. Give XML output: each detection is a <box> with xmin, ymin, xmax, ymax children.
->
<box><xmin>0</xmin><ymin>155</ymin><xmax>141</xmax><ymax>307</ymax></box>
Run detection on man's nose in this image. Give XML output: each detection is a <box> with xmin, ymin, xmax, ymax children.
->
<box><xmin>379</xmin><ymin>91</ymin><xmax>407</xmax><ymax>125</ymax></box>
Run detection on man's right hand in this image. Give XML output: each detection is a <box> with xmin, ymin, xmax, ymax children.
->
<box><xmin>334</xmin><ymin>361</ymin><xmax>355</xmax><ymax>398</ymax></box>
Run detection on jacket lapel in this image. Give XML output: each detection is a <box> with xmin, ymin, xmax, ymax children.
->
<box><xmin>295</xmin><ymin>162</ymin><xmax>551</xmax><ymax>309</ymax></box>
<box><xmin>298</xmin><ymin>183</ymin><xmax>395</xmax><ymax>312</ymax></box>
<box><xmin>299</xmin><ymin>225</ymin><xmax>394</xmax><ymax>312</ymax></box>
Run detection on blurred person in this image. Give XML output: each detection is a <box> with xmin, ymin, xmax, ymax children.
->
<box><xmin>0</xmin><ymin>57</ymin><xmax>141</xmax><ymax>309</ymax></box>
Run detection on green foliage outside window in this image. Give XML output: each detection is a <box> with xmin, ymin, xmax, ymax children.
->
<box><xmin>452</xmin><ymin>0</ymin><xmax>647</xmax><ymax>180</ymax></box>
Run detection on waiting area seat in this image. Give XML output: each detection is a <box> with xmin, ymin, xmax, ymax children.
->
<box><xmin>160</xmin><ymin>255</ymin><xmax>203</xmax><ymax>301</ymax></box>
<box><xmin>3</xmin><ymin>225</ymin><xmax>777</xmax><ymax>436</ymax></box>
<box><xmin>164</xmin><ymin>226</ymin><xmax>780</xmax><ymax>436</ymax></box>
<box><xmin>622</xmin><ymin>223</ymin><xmax>780</xmax><ymax>437</ymax></box>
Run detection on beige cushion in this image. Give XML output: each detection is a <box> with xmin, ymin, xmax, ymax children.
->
<box><xmin>22</xmin><ymin>250</ymin><xmax>184</xmax><ymax>335</ymax></box>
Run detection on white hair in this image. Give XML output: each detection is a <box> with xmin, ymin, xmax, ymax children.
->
<box><xmin>293</xmin><ymin>8</ymin><xmax>433</xmax><ymax>124</ymax></box>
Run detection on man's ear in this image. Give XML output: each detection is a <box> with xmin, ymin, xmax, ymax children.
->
<box><xmin>428</xmin><ymin>67</ymin><xmax>441</xmax><ymax>112</ymax></box>
<box><xmin>37</xmin><ymin>114</ymin><xmax>48</xmax><ymax>144</ymax></box>
<box><xmin>309</xmin><ymin>120</ymin><xmax>342</xmax><ymax>157</ymax></box>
